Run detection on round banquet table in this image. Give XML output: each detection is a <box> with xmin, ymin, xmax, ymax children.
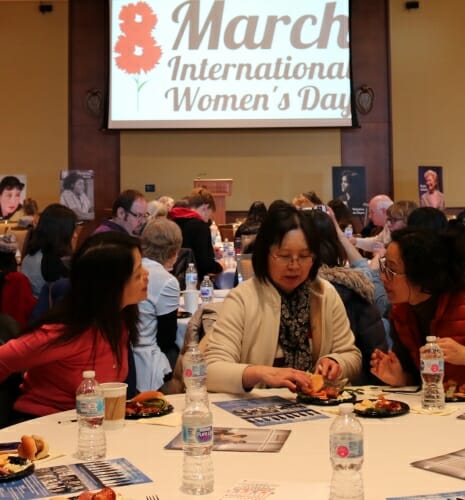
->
<box><xmin>1</xmin><ymin>387</ymin><xmax>465</xmax><ymax>500</ymax></box>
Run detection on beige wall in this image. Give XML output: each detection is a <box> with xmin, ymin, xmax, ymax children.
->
<box><xmin>3</xmin><ymin>2</ymin><xmax>465</xmax><ymax>211</ymax></box>
<box><xmin>0</xmin><ymin>1</ymin><xmax>68</xmax><ymax>210</ymax></box>
<box><xmin>121</xmin><ymin>129</ymin><xmax>341</xmax><ymax>209</ymax></box>
<box><xmin>390</xmin><ymin>0</ymin><xmax>465</xmax><ymax>207</ymax></box>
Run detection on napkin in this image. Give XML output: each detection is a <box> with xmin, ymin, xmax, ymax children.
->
<box><xmin>136</xmin><ymin>411</ymin><xmax>182</xmax><ymax>427</ymax></box>
<box><xmin>409</xmin><ymin>405</ymin><xmax>458</xmax><ymax>416</ymax></box>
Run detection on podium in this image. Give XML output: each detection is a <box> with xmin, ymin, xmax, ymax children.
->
<box><xmin>193</xmin><ymin>179</ymin><xmax>232</xmax><ymax>224</ymax></box>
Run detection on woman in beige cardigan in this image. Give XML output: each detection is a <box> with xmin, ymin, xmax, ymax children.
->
<box><xmin>205</xmin><ymin>201</ymin><xmax>361</xmax><ymax>394</ymax></box>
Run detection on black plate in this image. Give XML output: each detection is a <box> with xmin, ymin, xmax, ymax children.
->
<box><xmin>0</xmin><ymin>461</ymin><xmax>34</xmax><ymax>483</ymax></box>
<box><xmin>177</xmin><ymin>310</ymin><xmax>192</xmax><ymax>319</ymax></box>
<box><xmin>446</xmin><ymin>395</ymin><xmax>465</xmax><ymax>403</ymax></box>
<box><xmin>296</xmin><ymin>392</ymin><xmax>356</xmax><ymax>406</ymax></box>
<box><xmin>354</xmin><ymin>399</ymin><xmax>409</xmax><ymax>418</ymax></box>
<box><xmin>125</xmin><ymin>398</ymin><xmax>174</xmax><ymax>419</ymax></box>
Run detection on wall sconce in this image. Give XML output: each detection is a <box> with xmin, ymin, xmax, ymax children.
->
<box><xmin>85</xmin><ymin>89</ymin><xmax>103</xmax><ymax>118</ymax></box>
<box><xmin>355</xmin><ymin>85</ymin><xmax>374</xmax><ymax>115</ymax></box>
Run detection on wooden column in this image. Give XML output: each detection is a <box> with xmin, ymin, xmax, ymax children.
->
<box><xmin>69</xmin><ymin>0</ymin><xmax>120</xmax><ymax>232</ymax></box>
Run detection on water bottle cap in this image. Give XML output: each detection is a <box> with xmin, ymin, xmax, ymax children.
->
<box><xmin>339</xmin><ymin>403</ymin><xmax>354</xmax><ymax>414</ymax></box>
<box><xmin>82</xmin><ymin>370</ymin><xmax>95</xmax><ymax>378</ymax></box>
<box><xmin>426</xmin><ymin>336</ymin><xmax>437</xmax><ymax>342</ymax></box>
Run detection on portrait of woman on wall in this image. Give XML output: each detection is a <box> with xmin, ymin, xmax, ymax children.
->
<box><xmin>419</xmin><ymin>167</ymin><xmax>445</xmax><ymax>211</ymax></box>
<box><xmin>60</xmin><ymin>170</ymin><xmax>94</xmax><ymax>220</ymax></box>
<box><xmin>0</xmin><ymin>175</ymin><xmax>26</xmax><ymax>221</ymax></box>
<box><xmin>332</xmin><ymin>167</ymin><xmax>366</xmax><ymax>216</ymax></box>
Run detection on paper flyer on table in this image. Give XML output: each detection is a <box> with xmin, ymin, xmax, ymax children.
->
<box><xmin>410</xmin><ymin>447</ymin><xmax>465</xmax><ymax>480</ymax></box>
<box><xmin>0</xmin><ymin>458</ymin><xmax>152</xmax><ymax>499</ymax></box>
<box><xmin>220</xmin><ymin>479</ymin><xmax>329</xmax><ymax>499</ymax></box>
<box><xmin>166</xmin><ymin>426</ymin><xmax>291</xmax><ymax>452</ymax></box>
<box><xmin>213</xmin><ymin>396</ymin><xmax>328</xmax><ymax>426</ymax></box>
<box><xmin>386</xmin><ymin>491</ymin><xmax>465</xmax><ymax>499</ymax></box>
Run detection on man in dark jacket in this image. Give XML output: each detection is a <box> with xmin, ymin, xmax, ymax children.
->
<box><xmin>169</xmin><ymin>188</ymin><xmax>223</xmax><ymax>281</ymax></box>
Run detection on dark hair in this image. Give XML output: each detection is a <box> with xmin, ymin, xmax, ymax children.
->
<box><xmin>28</xmin><ymin>232</ymin><xmax>141</xmax><ymax>367</ymax></box>
<box><xmin>112</xmin><ymin>189</ymin><xmax>145</xmax><ymax>216</ymax></box>
<box><xmin>187</xmin><ymin>187</ymin><xmax>216</xmax><ymax>211</ymax></box>
<box><xmin>302</xmin><ymin>210</ymin><xmax>346</xmax><ymax>267</ymax></box>
<box><xmin>252</xmin><ymin>201</ymin><xmax>321</xmax><ymax>282</ymax></box>
<box><xmin>391</xmin><ymin>227</ymin><xmax>465</xmax><ymax>294</ymax></box>
<box><xmin>0</xmin><ymin>176</ymin><xmax>25</xmax><ymax>194</ymax></box>
<box><xmin>62</xmin><ymin>172</ymin><xmax>85</xmax><ymax>191</ymax></box>
<box><xmin>302</xmin><ymin>191</ymin><xmax>323</xmax><ymax>205</ymax></box>
<box><xmin>407</xmin><ymin>207</ymin><xmax>447</xmax><ymax>232</ymax></box>
<box><xmin>327</xmin><ymin>198</ymin><xmax>353</xmax><ymax>230</ymax></box>
<box><xmin>25</xmin><ymin>203</ymin><xmax>77</xmax><ymax>281</ymax></box>
<box><xmin>246</xmin><ymin>201</ymin><xmax>267</xmax><ymax>222</ymax></box>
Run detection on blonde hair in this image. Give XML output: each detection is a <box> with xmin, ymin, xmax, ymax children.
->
<box><xmin>387</xmin><ymin>200</ymin><xmax>418</xmax><ymax>220</ymax></box>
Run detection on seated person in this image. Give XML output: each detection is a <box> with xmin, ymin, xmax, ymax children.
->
<box><xmin>371</xmin><ymin>228</ymin><xmax>465</xmax><ymax>387</ymax></box>
<box><xmin>134</xmin><ymin>218</ymin><xmax>182</xmax><ymax>392</ymax></box>
<box><xmin>205</xmin><ymin>201</ymin><xmax>361</xmax><ymax>394</ymax></box>
<box><xmin>407</xmin><ymin>206</ymin><xmax>448</xmax><ymax>232</ymax></box>
<box><xmin>93</xmin><ymin>189</ymin><xmax>148</xmax><ymax>237</ymax></box>
<box><xmin>170</xmin><ymin>188</ymin><xmax>223</xmax><ymax>281</ymax></box>
<box><xmin>21</xmin><ymin>204</ymin><xmax>77</xmax><ymax>297</ymax></box>
<box><xmin>0</xmin><ymin>232</ymin><xmax>148</xmax><ymax>418</ymax></box>
<box><xmin>303</xmin><ymin>209</ymin><xmax>388</xmax><ymax>385</ymax></box>
<box><xmin>234</xmin><ymin>201</ymin><xmax>267</xmax><ymax>242</ymax></box>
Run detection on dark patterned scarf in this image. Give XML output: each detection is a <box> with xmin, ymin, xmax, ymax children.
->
<box><xmin>278</xmin><ymin>280</ymin><xmax>312</xmax><ymax>371</ymax></box>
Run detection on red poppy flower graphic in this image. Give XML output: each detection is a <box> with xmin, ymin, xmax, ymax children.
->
<box><xmin>114</xmin><ymin>2</ymin><xmax>162</xmax><ymax>110</ymax></box>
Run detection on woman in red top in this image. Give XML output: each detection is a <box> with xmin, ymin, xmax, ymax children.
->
<box><xmin>0</xmin><ymin>232</ymin><xmax>148</xmax><ymax>418</ymax></box>
<box><xmin>371</xmin><ymin>227</ymin><xmax>465</xmax><ymax>386</ymax></box>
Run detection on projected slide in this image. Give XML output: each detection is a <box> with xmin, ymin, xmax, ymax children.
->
<box><xmin>109</xmin><ymin>0</ymin><xmax>353</xmax><ymax>129</ymax></box>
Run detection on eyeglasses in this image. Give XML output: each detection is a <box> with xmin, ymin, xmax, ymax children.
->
<box><xmin>379</xmin><ymin>257</ymin><xmax>405</xmax><ymax>281</ymax></box>
<box><xmin>387</xmin><ymin>217</ymin><xmax>405</xmax><ymax>223</ymax></box>
<box><xmin>270</xmin><ymin>253</ymin><xmax>314</xmax><ymax>266</ymax></box>
<box><xmin>126</xmin><ymin>210</ymin><xmax>148</xmax><ymax>220</ymax></box>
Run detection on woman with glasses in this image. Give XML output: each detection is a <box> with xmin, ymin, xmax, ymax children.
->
<box><xmin>205</xmin><ymin>201</ymin><xmax>361</xmax><ymax>394</ymax></box>
<box><xmin>371</xmin><ymin>227</ymin><xmax>465</xmax><ymax>387</ymax></box>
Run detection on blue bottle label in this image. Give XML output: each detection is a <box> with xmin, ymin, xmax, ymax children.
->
<box><xmin>77</xmin><ymin>397</ymin><xmax>104</xmax><ymax>417</ymax></box>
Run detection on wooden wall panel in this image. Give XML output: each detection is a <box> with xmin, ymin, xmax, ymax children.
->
<box><xmin>69</xmin><ymin>0</ymin><xmax>120</xmax><ymax>230</ymax></box>
<box><xmin>341</xmin><ymin>0</ymin><xmax>393</xmax><ymax>198</ymax></box>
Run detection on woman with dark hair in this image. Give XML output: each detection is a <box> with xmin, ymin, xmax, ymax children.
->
<box><xmin>0</xmin><ymin>232</ymin><xmax>148</xmax><ymax>418</ymax></box>
<box><xmin>60</xmin><ymin>172</ymin><xmax>93</xmax><ymax>220</ymax></box>
<box><xmin>205</xmin><ymin>202</ymin><xmax>361</xmax><ymax>394</ymax></box>
<box><xmin>303</xmin><ymin>209</ymin><xmax>388</xmax><ymax>384</ymax></box>
<box><xmin>371</xmin><ymin>227</ymin><xmax>465</xmax><ymax>386</ymax></box>
<box><xmin>22</xmin><ymin>204</ymin><xmax>78</xmax><ymax>297</ymax></box>
<box><xmin>0</xmin><ymin>176</ymin><xmax>25</xmax><ymax>220</ymax></box>
<box><xmin>234</xmin><ymin>201</ymin><xmax>267</xmax><ymax>241</ymax></box>
<box><xmin>407</xmin><ymin>206</ymin><xmax>448</xmax><ymax>232</ymax></box>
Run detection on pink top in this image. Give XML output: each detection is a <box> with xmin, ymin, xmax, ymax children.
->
<box><xmin>0</xmin><ymin>324</ymin><xmax>128</xmax><ymax>416</ymax></box>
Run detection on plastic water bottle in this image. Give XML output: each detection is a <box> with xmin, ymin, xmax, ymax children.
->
<box><xmin>183</xmin><ymin>341</ymin><xmax>207</xmax><ymax>390</ymax></box>
<box><xmin>329</xmin><ymin>403</ymin><xmax>364</xmax><ymax>500</ymax></box>
<box><xmin>210</xmin><ymin>221</ymin><xmax>219</xmax><ymax>246</ymax></box>
<box><xmin>200</xmin><ymin>275</ymin><xmax>213</xmax><ymax>304</ymax></box>
<box><xmin>76</xmin><ymin>370</ymin><xmax>106</xmax><ymax>460</ymax></box>
<box><xmin>181</xmin><ymin>387</ymin><xmax>214</xmax><ymax>495</ymax></box>
<box><xmin>344</xmin><ymin>224</ymin><xmax>353</xmax><ymax>239</ymax></box>
<box><xmin>185</xmin><ymin>262</ymin><xmax>198</xmax><ymax>290</ymax></box>
<box><xmin>236</xmin><ymin>254</ymin><xmax>243</xmax><ymax>285</ymax></box>
<box><xmin>420</xmin><ymin>335</ymin><xmax>445</xmax><ymax>410</ymax></box>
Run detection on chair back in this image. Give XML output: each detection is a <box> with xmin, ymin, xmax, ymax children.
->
<box><xmin>172</xmin><ymin>248</ymin><xmax>197</xmax><ymax>291</ymax></box>
<box><xmin>237</xmin><ymin>254</ymin><xmax>254</xmax><ymax>281</ymax></box>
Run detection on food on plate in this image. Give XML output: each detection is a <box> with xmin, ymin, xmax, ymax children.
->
<box><xmin>17</xmin><ymin>434</ymin><xmax>49</xmax><ymax>460</ymax></box>
<box><xmin>0</xmin><ymin>454</ymin><xmax>34</xmax><ymax>479</ymax></box>
<box><xmin>78</xmin><ymin>487</ymin><xmax>117</xmax><ymax>499</ymax></box>
<box><xmin>126</xmin><ymin>390</ymin><xmax>172</xmax><ymax>417</ymax></box>
<box><xmin>130</xmin><ymin>390</ymin><xmax>165</xmax><ymax>403</ymax></box>
<box><xmin>355</xmin><ymin>395</ymin><xmax>403</xmax><ymax>412</ymax></box>
<box><xmin>444</xmin><ymin>379</ymin><xmax>465</xmax><ymax>399</ymax></box>
<box><xmin>298</xmin><ymin>373</ymin><xmax>342</xmax><ymax>400</ymax></box>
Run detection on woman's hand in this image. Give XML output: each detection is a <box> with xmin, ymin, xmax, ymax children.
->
<box><xmin>370</xmin><ymin>349</ymin><xmax>408</xmax><ymax>386</ymax></box>
<box><xmin>437</xmin><ymin>338</ymin><xmax>465</xmax><ymax>365</ymax></box>
<box><xmin>242</xmin><ymin>365</ymin><xmax>312</xmax><ymax>393</ymax></box>
<box><xmin>315</xmin><ymin>357</ymin><xmax>342</xmax><ymax>380</ymax></box>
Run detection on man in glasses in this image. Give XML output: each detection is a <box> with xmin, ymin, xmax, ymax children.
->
<box><xmin>94</xmin><ymin>189</ymin><xmax>148</xmax><ymax>236</ymax></box>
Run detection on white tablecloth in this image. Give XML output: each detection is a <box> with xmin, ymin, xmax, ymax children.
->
<box><xmin>1</xmin><ymin>388</ymin><xmax>465</xmax><ymax>499</ymax></box>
